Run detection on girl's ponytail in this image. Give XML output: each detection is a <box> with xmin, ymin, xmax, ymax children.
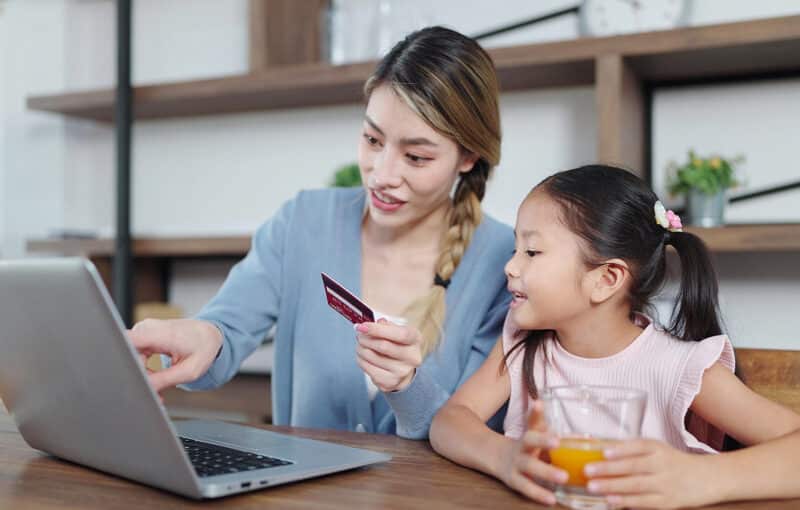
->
<box><xmin>665</xmin><ymin>231</ymin><xmax>723</xmax><ymax>341</ymax></box>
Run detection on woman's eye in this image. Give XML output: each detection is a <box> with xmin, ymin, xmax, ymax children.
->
<box><xmin>364</xmin><ymin>134</ymin><xmax>380</xmax><ymax>146</ymax></box>
<box><xmin>407</xmin><ymin>154</ymin><xmax>431</xmax><ymax>164</ymax></box>
<box><xmin>525</xmin><ymin>250</ymin><xmax>539</xmax><ymax>258</ymax></box>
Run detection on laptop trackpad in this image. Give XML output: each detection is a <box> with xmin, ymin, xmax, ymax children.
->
<box><xmin>175</xmin><ymin>420</ymin><xmax>296</xmax><ymax>449</ymax></box>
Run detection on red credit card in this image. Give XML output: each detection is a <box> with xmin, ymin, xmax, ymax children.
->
<box><xmin>321</xmin><ymin>272</ymin><xmax>375</xmax><ymax>324</ymax></box>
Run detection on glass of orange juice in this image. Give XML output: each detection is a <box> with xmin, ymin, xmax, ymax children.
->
<box><xmin>541</xmin><ymin>385</ymin><xmax>647</xmax><ymax>510</ymax></box>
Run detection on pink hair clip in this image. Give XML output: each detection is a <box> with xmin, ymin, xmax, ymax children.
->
<box><xmin>654</xmin><ymin>201</ymin><xmax>683</xmax><ymax>232</ymax></box>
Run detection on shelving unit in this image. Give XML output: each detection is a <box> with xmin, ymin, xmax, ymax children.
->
<box><xmin>27</xmin><ymin>236</ymin><xmax>251</xmax><ymax>258</ymax></box>
<box><xmin>24</xmin><ymin>223</ymin><xmax>800</xmax><ymax>304</ymax></box>
<box><xmin>25</xmin><ymin>11</ymin><xmax>800</xmax><ymax>305</ymax></box>
<box><xmin>26</xmin><ymin>15</ymin><xmax>800</xmax><ymax>123</ymax></box>
<box><xmin>26</xmin><ymin>223</ymin><xmax>800</xmax><ymax>261</ymax></box>
<box><xmin>27</xmin><ymin>12</ymin><xmax>800</xmax><ymax>186</ymax></box>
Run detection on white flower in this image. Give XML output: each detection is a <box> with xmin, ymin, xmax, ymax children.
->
<box><xmin>654</xmin><ymin>201</ymin><xmax>670</xmax><ymax>229</ymax></box>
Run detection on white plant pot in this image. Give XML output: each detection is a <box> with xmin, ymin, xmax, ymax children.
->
<box><xmin>687</xmin><ymin>189</ymin><xmax>726</xmax><ymax>227</ymax></box>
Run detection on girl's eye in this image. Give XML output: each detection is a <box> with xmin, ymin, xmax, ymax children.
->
<box><xmin>525</xmin><ymin>250</ymin><xmax>540</xmax><ymax>258</ymax></box>
<box><xmin>364</xmin><ymin>134</ymin><xmax>380</xmax><ymax>146</ymax></box>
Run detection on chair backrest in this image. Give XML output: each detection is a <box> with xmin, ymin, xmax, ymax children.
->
<box><xmin>735</xmin><ymin>348</ymin><xmax>800</xmax><ymax>415</ymax></box>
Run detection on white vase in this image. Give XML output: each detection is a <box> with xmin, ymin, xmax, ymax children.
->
<box><xmin>327</xmin><ymin>0</ymin><xmax>432</xmax><ymax>65</ymax></box>
<box><xmin>687</xmin><ymin>189</ymin><xmax>726</xmax><ymax>227</ymax></box>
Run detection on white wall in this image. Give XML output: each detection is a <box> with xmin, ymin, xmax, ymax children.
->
<box><xmin>0</xmin><ymin>1</ymin><xmax>6</xmax><ymax>255</ymax></box>
<box><xmin>1</xmin><ymin>0</ymin><xmax>67</xmax><ymax>258</ymax></box>
<box><xmin>2</xmin><ymin>0</ymin><xmax>799</xmax><ymax>348</ymax></box>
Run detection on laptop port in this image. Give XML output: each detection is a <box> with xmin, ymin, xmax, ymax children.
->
<box><xmin>241</xmin><ymin>482</ymin><xmax>251</xmax><ymax>489</ymax></box>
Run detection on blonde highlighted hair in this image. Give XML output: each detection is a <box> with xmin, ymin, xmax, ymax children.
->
<box><xmin>364</xmin><ymin>26</ymin><xmax>501</xmax><ymax>358</ymax></box>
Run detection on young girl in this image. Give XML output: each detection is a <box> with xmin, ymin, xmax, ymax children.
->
<box><xmin>431</xmin><ymin>165</ymin><xmax>800</xmax><ymax>508</ymax></box>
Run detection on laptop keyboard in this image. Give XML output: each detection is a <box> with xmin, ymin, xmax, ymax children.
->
<box><xmin>180</xmin><ymin>437</ymin><xmax>293</xmax><ymax>478</ymax></box>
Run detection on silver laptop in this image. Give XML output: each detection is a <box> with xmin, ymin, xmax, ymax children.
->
<box><xmin>0</xmin><ymin>257</ymin><xmax>390</xmax><ymax>499</ymax></box>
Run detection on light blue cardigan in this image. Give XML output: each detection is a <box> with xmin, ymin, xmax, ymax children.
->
<box><xmin>187</xmin><ymin>187</ymin><xmax>513</xmax><ymax>439</ymax></box>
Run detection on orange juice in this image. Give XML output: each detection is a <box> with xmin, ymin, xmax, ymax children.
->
<box><xmin>549</xmin><ymin>437</ymin><xmax>608</xmax><ymax>486</ymax></box>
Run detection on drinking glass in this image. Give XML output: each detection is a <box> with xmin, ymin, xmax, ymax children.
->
<box><xmin>541</xmin><ymin>385</ymin><xmax>647</xmax><ymax>510</ymax></box>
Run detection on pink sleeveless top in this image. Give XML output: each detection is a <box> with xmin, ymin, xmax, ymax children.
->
<box><xmin>502</xmin><ymin>312</ymin><xmax>735</xmax><ymax>453</ymax></box>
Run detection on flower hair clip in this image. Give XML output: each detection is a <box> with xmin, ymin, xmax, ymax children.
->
<box><xmin>654</xmin><ymin>201</ymin><xmax>683</xmax><ymax>232</ymax></box>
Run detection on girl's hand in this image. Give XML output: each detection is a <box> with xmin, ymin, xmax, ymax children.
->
<box><xmin>354</xmin><ymin>319</ymin><xmax>423</xmax><ymax>392</ymax></box>
<box><xmin>585</xmin><ymin>439</ymin><xmax>716</xmax><ymax>509</ymax></box>
<box><xmin>499</xmin><ymin>401</ymin><xmax>568</xmax><ymax>506</ymax></box>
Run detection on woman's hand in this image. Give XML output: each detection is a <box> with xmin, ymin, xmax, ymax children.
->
<box><xmin>585</xmin><ymin>439</ymin><xmax>716</xmax><ymax>509</ymax></box>
<box><xmin>499</xmin><ymin>401</ymin><xmax>568</xmax><ymax>506</ymax></box>
<box><xmin>128</xmin><ymin>318</ymin><xmax>223</xmax><ymax>393</ymax></box>
<box><xmin>354</xmin><ymin>319</ymin><xmax>423</xmax><ymax>392</ymax></box>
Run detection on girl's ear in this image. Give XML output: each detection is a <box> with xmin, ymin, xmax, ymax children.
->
<box><xmin>588</xmin><ymin>259</ymin><xmax>630</xmax><ymax>304</ymax></box>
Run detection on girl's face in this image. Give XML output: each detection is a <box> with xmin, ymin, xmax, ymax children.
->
<box><xmin>358</xmin><ymin>84</ymin><xmax>477</xmax><ymax>230</ymax></box>
<box><xmin>504</xmin><ymin>192</ymin><xmax>595</xmax><ymax>330</ymax></box>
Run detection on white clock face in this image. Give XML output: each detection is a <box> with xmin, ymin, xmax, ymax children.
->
<box><xmin>580</xmin><ymin>0</ymin><xmax>689</xmax><ymax>37</ymax></box>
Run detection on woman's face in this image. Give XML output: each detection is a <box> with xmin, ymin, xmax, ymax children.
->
<box><xmin>358</xmin><ymin>84</ymin><xmax>477</xmax><ymax>230</ymax></box>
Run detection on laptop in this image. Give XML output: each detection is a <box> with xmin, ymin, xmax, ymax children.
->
<box><xmin>0</xmin><ymin>257</ymin><xmax>390</xmax><ymax>499</ymax></box>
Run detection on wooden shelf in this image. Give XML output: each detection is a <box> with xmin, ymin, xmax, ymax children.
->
<box><xmin>26</xmin><ymin>236</ymin><xmax>251</xmax><ymax>258</ymax></box>
<box><xmin>27</xmin><ymin>15</ymin><xmax>800</xmax><ymax>122</ymax></box>
<box><xmin>27</xmin><ymin>224</ymin><xmax>800</xmax><ymax>257</ymax></box>
<box><xmin>685</xmin><ymin>224</ymin><xmax>800</xmax><ymax>252</ymax></box>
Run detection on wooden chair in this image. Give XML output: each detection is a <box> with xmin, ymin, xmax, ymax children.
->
<box><xmin>735</xmin><ymin>348</ymin><xmax>800</xmax><ymax>415</ymax></box>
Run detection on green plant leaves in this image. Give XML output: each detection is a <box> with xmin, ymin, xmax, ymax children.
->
<box><xmin>330</xmin><ymin>163</ymin><xmax>362</xmax><ymax>187</ymax></box>
<box><xmin>667</xmin><ymin>150</ymin><xmax>742</xmax><ymax>196</ymax></box>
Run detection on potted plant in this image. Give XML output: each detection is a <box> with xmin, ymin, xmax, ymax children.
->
<box><xmin>330</xmin><ymin>162</ymin><xmax>362</xmax><ymax>187</ymax></box>
<box><xmin>667</xmin><ymin>150</ymin><xmax>743</xmax><ymax>227</ymax></box>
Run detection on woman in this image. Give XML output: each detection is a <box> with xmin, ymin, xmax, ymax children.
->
<box><xmin>130</xmin><ymin>26</ymin><xmax>513</xmax><ymax>439</ymax></box>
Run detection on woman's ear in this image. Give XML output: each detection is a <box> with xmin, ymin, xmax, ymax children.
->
<box><xmin>588</xmin><ymin>259</ymin><xmax>630</xmax><ymax>304</ymax></box>
<box><xmin>457</xmin><ymin>151</ymin><xmax>479</xmax><ymax>174</ymax></box>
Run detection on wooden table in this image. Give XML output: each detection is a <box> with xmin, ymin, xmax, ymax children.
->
<box><xmin>1</xmin><ymin>407</ymin><xmax>797</xmax><ymax>509</ymax></box>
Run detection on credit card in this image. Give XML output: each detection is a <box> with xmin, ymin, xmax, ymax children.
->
<box><xmin>321</xmin><ymin>272</ymin><xmax>375</xmax><ymax>324</ymax></box>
